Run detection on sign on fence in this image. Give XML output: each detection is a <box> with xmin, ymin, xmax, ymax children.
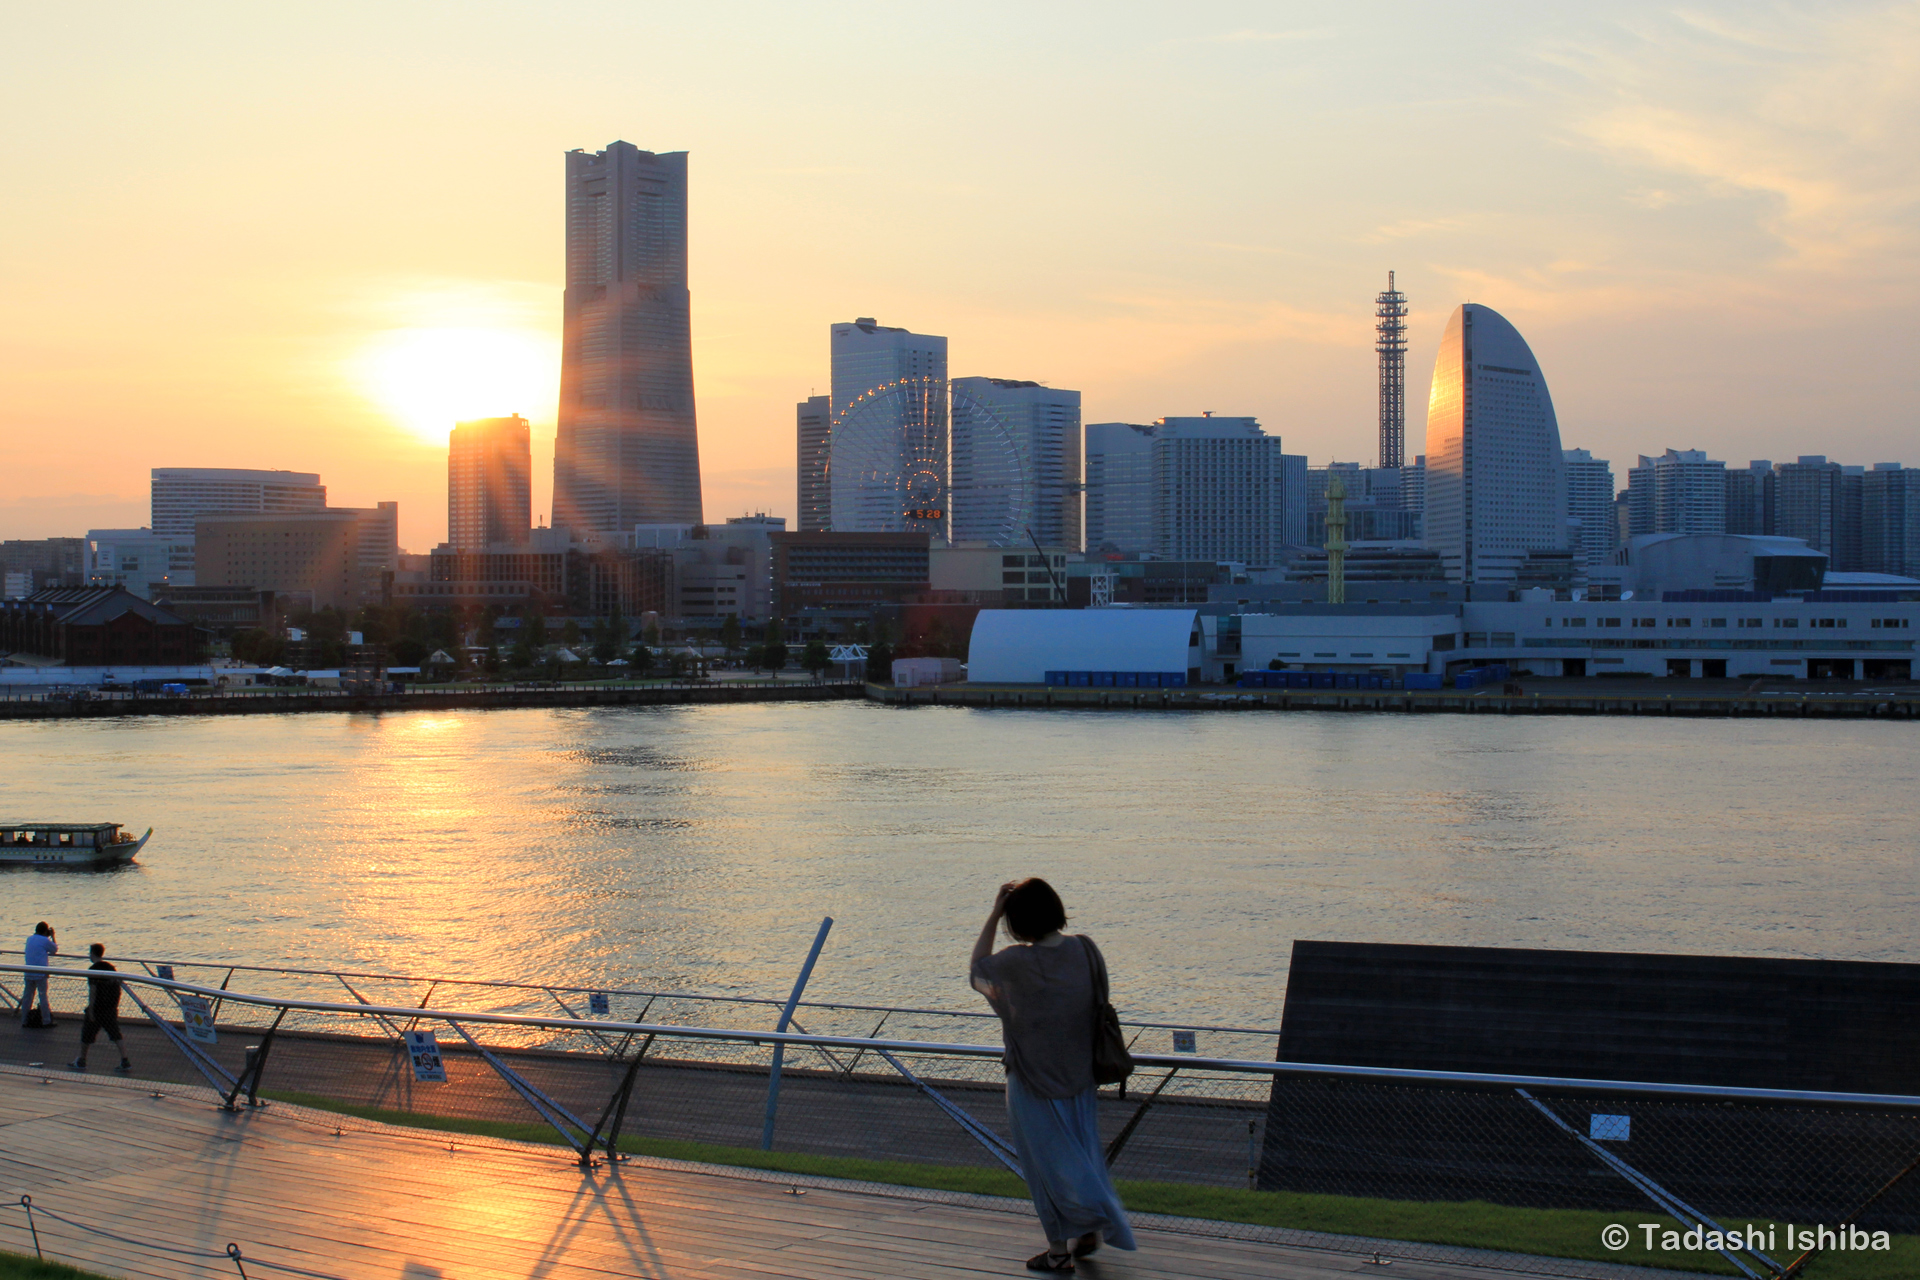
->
<box><xmin>156</xmin><ymin>964</ymin><xmax>174</xmax><ymax>980</ymax></box>
<box><xmin>1172</xmin><ymin>1030</ymin><xmax>1197</xmax><ymax>1053</ymax></box>
<box><xmin>405</xmin><ymin>1030</ymin><xmax>447</xmax><ymax>1082</ymax></box>
<box><xmin>177</xmin><ymin>995</ymin><xmax>216</xmax><ymax>1044</ymax></box>
<box><xmin>588</xmin><ymin>991</ymin><xmax>609</xmax><ymax>1015</ymax></box>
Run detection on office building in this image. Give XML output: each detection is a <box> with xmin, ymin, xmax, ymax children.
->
<box><xmin>929</xmin><ymin>543</ymin><xmax>1070</xmax><ymax>607</ymax></box>
<box><xmin>0</xmin><ymin>538</ymin><xmax>87</xmax><ymax>594</ymax></box>
<box><xmin>1421</xmin><ymin>304</ymin><xmax>1569</xmax><ymax>582</ymax></box>
<box><xmin>151</xmin><ymin>469</ymin><xmax>326</xmax><ymax>540</ymax></box>
<box><xmin>1304</xmin><ymin>464</ymin><xmax>1420</xmax><ymax>547</ymax></box>
<box><xmin>410</xmin><ymin>533</ymin><xmax>673</xmax><ymax>618</ymax></box>
<box><xmin>626</xmin><ymin>515</ymin><xmax>785</xmax><ymax>623</ymax></box>
<box><xmin>770</xmin><ymin>530</ymin><xmax>931</xmax><ymax>617</ymax></box>
<box><xmin>1769</xmin><ymin>457</ymin><xmax>1850</xmax><ymax>566</ymax></box>
<box><xmin>1627</xmin><ymin>449</ymin><xmax>1726</xmax><ymax>537</ymax></box>
<box><xmin>194</xmin><ymin>505</ymin><xmax>398</xmax><ymax>612</ymax></box>
<box><xmin>85</xmin><ymin>529</ymin><xmax>196</xmax><ymax>599</ymax></box>
<box><xmin>1084</xmin><ymin>423</ymin><xmax>1156</xmax><ymax>555</ymax></box>
<box><xmin>553</xmin><ymin>141</ymin><xmax>703</xmax><ymax>533</ymax></box>
<box><xmin>828</xmin><ymin>319</ymin><xmax>948</xmax><ymax>537</ymax></box>
<box><xmin>449</xmin><ymin>416</ymin><xmax>532</xmax><ymax>551</ymax></box>
<box><xmin>1863</xmin><ymin>464</ymin><xmax>1920</xmax><ymax>579</ymax></box>
<box><xmin>796</xmin><ymin>396</ymin><xmax>832</xmax><ymax>532</ymax></box>
<box><xmin>1562</xmin><ymin>449</ymin><xmax>1616</xmax><ymax>574</ymax></box>
<box><xmin>949</xmin><ymin>377</ymin><xmax>1081</xmax><ymax>549</ymax></box>
<box><xmin>1151</xmin><ymin>416</ymin><xmax>1296</xmax><ymax>566</ymax></box>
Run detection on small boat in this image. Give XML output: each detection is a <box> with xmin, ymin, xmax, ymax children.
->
<box><xmin>0</xmin><ymin>823</ymin><xmax>151</xmax><ymax>867</ymax></box>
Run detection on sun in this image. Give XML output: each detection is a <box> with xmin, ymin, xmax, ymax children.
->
<box><xmin>356</xmin><ymin>325</ymin><xmax>555</xmax><ymax>443</ymax></box>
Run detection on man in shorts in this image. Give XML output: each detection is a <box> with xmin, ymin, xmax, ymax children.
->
<box><xmin>68</xmin><ymin>943</ymin><xmax>130</xmax><ymax>1073</ymax></box>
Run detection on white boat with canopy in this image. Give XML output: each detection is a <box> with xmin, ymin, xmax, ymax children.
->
<box><xmin>0</xmin><ymin>823</ymin><xmax>150</xmax><ymax>866</ymax></box>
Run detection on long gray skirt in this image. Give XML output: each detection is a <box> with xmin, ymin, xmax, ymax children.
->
<box><xmin>1004</xmin><ymin>1072</ymin><xmax>1138</xmax><ymax>1249</ymax></box>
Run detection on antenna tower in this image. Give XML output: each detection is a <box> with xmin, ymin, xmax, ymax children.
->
<box><xmin>1375</xmin><ymin>270</ymin><xmax>1407</xmax><ymax>469</ymax></box>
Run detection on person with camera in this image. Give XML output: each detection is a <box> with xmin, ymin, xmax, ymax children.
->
<box><xmin>20</xmin><ymin>921</ymin><xmax>57</xmax><ymax>1029</ymax></box>
<box><xmin>971</xmin><ymin>878</ymin><xmax>1137</xmax><ymax>1273</ymax></box>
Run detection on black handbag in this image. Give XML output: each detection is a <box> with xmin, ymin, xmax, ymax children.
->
<box><xmin>1080</xmin><ymin>935</ymin><xmax>1134</xmax><ymax>1088</ymax></box>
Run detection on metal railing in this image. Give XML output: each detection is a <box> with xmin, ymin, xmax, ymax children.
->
<box><xmin>0</xmin><ymin>676</ymin><xmax>864</xmax><ymax>704</ymax></box>
<box><xmin>9</xmin><ymin>960</ymin><xmax>1920</xmax><ymax>1279</ymax></box>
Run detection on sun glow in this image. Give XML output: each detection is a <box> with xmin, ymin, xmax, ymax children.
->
<box><xmin>356</xmin><ymin>325</ymin><xmax>555</xmax><ymax>443</ymax></box>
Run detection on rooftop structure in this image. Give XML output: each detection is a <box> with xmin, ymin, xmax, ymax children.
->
<box><xmin>553</xmin><ymin>142</ymin><xmax>703</xmax><ymax>532</ymax></box>
<box><xmin>1421</xmin><ymin>304</ymin><xmax>1568</xmax><ymax>583</ymax></box>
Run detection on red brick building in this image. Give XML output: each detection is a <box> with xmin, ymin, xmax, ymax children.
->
<box><xmin>0</xmin><ymin>587</ymin><xmax>197</xmax><ymax>665</ymax></box>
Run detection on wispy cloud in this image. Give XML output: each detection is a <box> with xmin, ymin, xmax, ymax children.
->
<box><xmin>1360</xmin><ymin>216</ymin><xmax>1475</xmax><ymax>244</ymax></box>
<box><xmin>1186</xmin><ymin>27</ymin><xmax>1336</xmax><ymax>45</ymax></box>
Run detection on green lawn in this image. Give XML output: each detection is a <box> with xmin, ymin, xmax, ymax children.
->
<box><xmin>259</xmin><ymin>1091</ymin><xmax>1917</xmax><ymax>1278</ymax></box>
<box><xmin>0</xmin><ymin>1251</ymin><xmax>116</xmax><ymax>1280</ymax></box>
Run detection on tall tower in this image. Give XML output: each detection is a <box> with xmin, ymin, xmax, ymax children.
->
<box><xmin>1376</xmin><ymin>271</ymin><xmax>1408</xmax><ymax>470</ymax></box>
<box><xmin>827</xmin><ymin>319</ymin><xmax>948</xmax><ymax>538</ymax></box>
<box><xmin>553</xmin><ymin>141</ymin><xmax>703</xmax><ymax>534</ymax></box>
<box><xmin>449</xmin><ymin>416</ymin><xmax>533</xmax><ymax>550</ymax></box>
<box><xmin>1324</xmin><ymin>474</ymin><xmax>1349</xmax><ymax>604</ymax></box>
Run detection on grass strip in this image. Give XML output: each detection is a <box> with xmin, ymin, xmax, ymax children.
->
<box><xmin>0</xmin><ymin>1250</ymin><xmax>117</xmax><ymax>1280</ymax></box>
<box><xmin>261</xmin><ymin>1090</ymin><xmax>1918</xmax><ymax>1277</ymax></box>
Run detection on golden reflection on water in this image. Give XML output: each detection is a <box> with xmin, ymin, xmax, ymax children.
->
<box><xmin>2</xmin><ymin>704</ymin><xmax>1917</xmax><ymax>1026</ymax></box>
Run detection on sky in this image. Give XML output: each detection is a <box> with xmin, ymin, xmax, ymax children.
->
<box><xmin>4</xmin><ymin>2</ymin><xmax>1917</xmax><ymax>552</ymax></box>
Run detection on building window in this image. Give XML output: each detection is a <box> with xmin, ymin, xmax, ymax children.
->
<box><xmin>1739</xmin><ymin>618</ymin><xmax>1762</xmax><ymax>628</ymax></box>
<box><xmin>1564</xmin><ymin>618</ymin><xmax>1586</xmax><ymax>627</ymax></box>
<box><xmin>1774</xmin><ymin>618</ymin><xmax>1798</xmax><ymax>629</ymax></box>
<box><xmin>1633</xmin><ymin>618</ymin><xmax>1656</xmax><ymax>628</ymax></box>
<box><xmin>1602</xmin><ymin>617</ymin><xmax>1622</xmax><ymax>628</ymax></box>
<box><xmin>1709</xmin><ymin>618</ymin><xmax>1728</xmax><ymax>628</ymax></box>
<box><xmin>1666</xmin><ymin>618</ymin><xmax>1691</xmax><ymax>628</ymax></box>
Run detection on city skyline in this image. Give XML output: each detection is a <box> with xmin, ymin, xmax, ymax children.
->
<box><xmin>5</xmin><ymin>4</ymin><xmax>1917</xmax><ymax>553</ymax></box>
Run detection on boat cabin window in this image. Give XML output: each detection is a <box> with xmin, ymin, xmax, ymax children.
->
<box><xmin>58</xmin><ymin>832</ymin><xmax>72</xmax><ymax>845</ymax></box>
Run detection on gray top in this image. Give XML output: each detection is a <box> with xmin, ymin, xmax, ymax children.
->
<box><xmin>971</xmin><ymin>934</ymin><xmax>1108</xmax><ymax>1100</ymax></box>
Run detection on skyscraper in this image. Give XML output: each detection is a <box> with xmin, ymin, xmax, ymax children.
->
<box><xmin>1863</xmin><ymin>464</ymin><xmax>1920</xmax><ymax>578</ymax></box>
<box><xmin>1627</xmin><ymin>449</ymin><xmax>1726</xmax><ymax>537</ymax></box>
<box><xmin>1376</xmin><ymin>271</ymin><xmax>1407</xmax><ymax>469</ymax></box>
<box><xmin>1770</xmin><ymin>457</ymin><xmax>1846</xmax><ymax>561</ymax></box>
<box><xmin>1421</xmin><ymin>304</ymin><xmax>1568</xmax><ymax>583</ymax></box>
<box><xmin>949</xmin><ymin>378</ymin><xmax>1081</xmax><ymax>549</ymax></box>
<box><xmin>448</xmin><ymin>415</ymin><xmax>532</xmax><ymax>550</ymax></box>
<box><xmin>1150</xmin><ymin>416</ymin><xmax>1294</xmax><ymax>565</ymax></box>
<box><xmin>553</xmin><ymin>141</ymin><xmax>703</xmax><ymax>534</ymax></box>
<box><xmin>1725</xmin><ymin>461</ymin><xmax>1771</xmax><ymax>536</ymax></box>
<box><xmin>795</xmin><ymin>396</ymin><xmax>832</xmax><ymax>532</ymax></box>
<box><xmin>151</xmin><ymin>468</ymin><xmax>326</xmax><ymax>539</ymax></box>
<box><xmin>827</xmin><ymin>319</ymin><xmax>948</xmax><ymax>537</ymax></box>
<box><xmin>1084</xmin><ymin>423</ymin><xmax>1156</xmax><ymax>554</ymax></box>
<box><xmin>1562</xmin><ymin>449</ymin><xmax>1617</xmax><ymax>574</ymax></box>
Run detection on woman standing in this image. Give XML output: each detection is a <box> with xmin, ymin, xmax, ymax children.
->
<box><xmin>971</xmin><ymin>878</ymin><xmax>1138</xmax><ymax>1273</ymax></box>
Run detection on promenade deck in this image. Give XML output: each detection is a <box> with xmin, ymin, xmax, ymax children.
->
<box><xmin>0</xmin><ymin>1068</ymin><xmax>1504</xmax><ymax>1280</ymax></box>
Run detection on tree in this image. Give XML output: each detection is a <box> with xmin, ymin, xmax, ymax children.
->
<box><xmin>525</xmin><ymin>613</ymin><xmax>548</xmax><ymax>649</ymax></box>
<box><xmin>561</xmin><ymin>618</ymin><xmax>583</xmax><ymax>647</ymax></box>
<box><xmin>629</xmin><ymin>644</ymin><xmax>654</xmax><ymax>678</ymax></box>
<box><xmin>643</xmin><ymin>620</ymin><xmax>661</xmax><ymax>647</ymax></box>
<box><xmin>759</xmin><ymin>638</ymin><xmax>789</xmax><ymax>675</ymax></box>
<box><xmin>483</xmin><ymin>645</ymin><xmax>501</xmax><ymax>676</ymax></box>
<box><xmin>719</xmin><ymin>613</ymin><xmax>742</xmax><ymax>657</ymax></box>
<box><xmin>801</xmin><ymin>638</ymin><xmax>831</xmax><ymax>681</ymax></box>
<box><xmin>865</xmin><ymin>639</ymin><xmax>893</xmax><ymax>684</ymax></box>
<box><xmin>509</xmin><ymin>636</ymin><xmax>535</xmax><ymax>669</ymax></box>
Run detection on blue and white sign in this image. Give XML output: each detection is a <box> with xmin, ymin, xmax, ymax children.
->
<box><xmin>1590</xmin><ymin>1113</ymin><xmax>1631</xmax><ymax>1142</ymax></box>
<box><xmin>588</xmin><ymin>991</ymin><xmax>610</xmax><ymax>1016</ymax></box>
<box><xmin>156</xmin><ymin>965</ymin><xmax>174</xmax><ymax>981</ymax></box>
<box><xmin>405</xmin><ymin>1030</ymin><xmax>447</xmax><ymax>1083</ymax></box>
<box><xmin>1171</xmin><ymin>1030</ymin><xmax>1197</xmax><ymax>1053</ymax></box>
<box><xmin>177</xmin><ymin>995</ymin><xmax>216</xmax><ymax>1045</ymax></box>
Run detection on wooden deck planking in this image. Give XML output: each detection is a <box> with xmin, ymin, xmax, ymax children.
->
<box><xmin>0</xmin><ymin>1070</ymin><xmax>1562</xmax><ymax>1280</ymax></box>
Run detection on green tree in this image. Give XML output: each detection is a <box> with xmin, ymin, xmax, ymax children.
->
<box><xmin>629</xmin><ymin>644</ymin><xmax>654</xmax><ymax>679</ymax></box>
<box><xmin>720</xmin><ymin>613</ymin><xmax>742</xmax><ymax>656</ymax></box>
<box><xmin>509</xmin><ymin>636</ymin><xmax>534</xmax><ymax>669</ymax></box>
<box><xmin>759</xmin><ymin>639</ymin><xmax>789</xmax><ymax>675</ymax></box>
<box><xmin>643</xmin><ymin>619</ymin><xmax>661</xmax><ymax>647</ymax></box>
<box><xmin>865</xmin><ymin>638</ymin><xmax>894</xmax><ymax>684</ymax></box>
<box><xmin>561</xmin><ymin>618</ymin><xmax>583</xmax><ymax>647</ymax></box>
<box><xmin>483</xmin><ymin>644</ymin><xmax>501</xmax><ymax>676</ymax></box>
<box><xmin>525</xmin><ymin>613</ymin><xmax>548</xmax><ymax>649</ymax></box>
<box><xmin>801</xmin><ymin>638</ymin><xmax>831</xmax><ymax>680</ymax></box>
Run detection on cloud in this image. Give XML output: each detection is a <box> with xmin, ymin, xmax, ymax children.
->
<box><xmin>1359</xmin><ymin>216</ymin><xmax>1475</xmax><ymax>244</ymax></box>
<box><xmin>1185</xmin><ymin>27</ymin><xmax>1336</xmax><ymax>45</ymax></box>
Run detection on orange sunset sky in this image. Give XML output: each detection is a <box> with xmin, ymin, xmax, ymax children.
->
<box><xmin>5</xmin><ymin>3</ymin><xmax>1917</xmax><ymax>553</ymax></box>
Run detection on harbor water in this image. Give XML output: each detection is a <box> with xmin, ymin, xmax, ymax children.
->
<box><xmin>3</xmin><ymin>701</ymin><xmax>1917</xmax><ymax>1030</ymax></box>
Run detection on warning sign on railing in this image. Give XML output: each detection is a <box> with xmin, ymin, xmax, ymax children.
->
<box><xmin>177</xmin><ymin>995</ymin><xmax>216</xmax><ymax>1045</ymax></box>
<box><xmin>405</xmin><ymin>1029</ymin><xmax>447</xmax><ymax>1082</ymax></box>
<box><xmin>589</xmin><ymin>991</ymin><xmax>609</xmax><ymax>1015</ymax></box>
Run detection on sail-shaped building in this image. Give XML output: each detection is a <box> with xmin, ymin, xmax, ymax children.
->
<box><xmin>1421</xmin><ymin>304</ymin><xmax>1568</xmax><ymax>583</ymax></box>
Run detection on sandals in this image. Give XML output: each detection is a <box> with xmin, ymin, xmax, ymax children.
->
<box><xmin>1025</xmin><ymin>1251</ymin><xmax>1074</xmax><ymax>1273</ymax></box>
<box><xmin>1072</xmin><ymin>1233</ymin><xmax>1101</xmax><ymax>1258</ymax></box>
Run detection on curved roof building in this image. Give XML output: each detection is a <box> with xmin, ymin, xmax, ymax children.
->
<box><xmin>1422</xmin><ymin>304</ymin><xmax>1568</xmax><ymax>582</ymax></box>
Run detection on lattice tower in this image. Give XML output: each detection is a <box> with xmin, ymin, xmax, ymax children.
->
<box><xmin>1376</xmin><ymin>270</ymin><xmax>1408</xmax><ymax>469</ymax></box>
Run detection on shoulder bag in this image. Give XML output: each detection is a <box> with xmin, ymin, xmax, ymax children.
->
<box><xmin>1079</xmin><ymin>935</ymin><xmax>1134</xmax><ymax>1089</ymax></box>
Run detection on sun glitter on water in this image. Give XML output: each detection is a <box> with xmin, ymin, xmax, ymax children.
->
<box><xmin>356</xmin><ymin>324</ymin><xmax>555</xmax><ymax>444</ymax></box>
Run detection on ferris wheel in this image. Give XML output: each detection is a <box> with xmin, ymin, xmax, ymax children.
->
<box><xmin>827</xmin><ymin>376</ymin><xmax>1029</xmax><ymax>544</ymax></box>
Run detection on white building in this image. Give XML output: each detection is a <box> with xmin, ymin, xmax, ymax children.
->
<box><xmin>829</xmin><ymin>318</ymin><xmax>948</xmax><ymax>538</ymax></box>
<box><xmin>966</xmin><ymin>608</ymin><xmax>1199</xmax><ymax>683</ymax></box>
<box><xmin>1085</xmin><ymin>422</ymin><xmax>1156</xmax><ymax>554</ymax></box>
<box><xmin>149</xmin><ymin>468</ymin><xmax>327</xmax><ymax>577</ymax></box>
<box><xmin>1628</xmin><ymin>449</ymin><xmax>1727</xmax><ymax>537</ymax></box>
<box><xmin>1422</xmin><ymin>305</ymin><xmax>1569</xmax><ymax>583</ymax></box>
<box><xmin>949</xmin><ymin>377</ymin><xmax>1081</xmax><ymax>549</ymax></box>
<box><xmin>1589</xmin><ymin>533</ymin><xmax>1829</xmax><ymax>599</ymax></box>
<box><xmin>1563</xmin><ymin>448</ymin><xmax>1617</xmax><ymax>575</ymax></box>
<box><xmin>796</xmin><ymin>395</ymin><xmax>832</xmax><ymax>532</ymax></box>
<box><xmin>1151</xmin><ymin>416</ymin><xmax>1299</xmax><ymax>567</ymax></box>
<box><xmin>930</xmin><ymin>543</ymin><xmax>1069</xmax><ymax>606</ymax></box>
<box><xmin>85</xmin><ymin>528</ymin><xmax>196</xmax><ymax>599</ymax></box>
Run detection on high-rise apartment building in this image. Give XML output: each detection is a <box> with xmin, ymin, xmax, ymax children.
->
<box><xmin>1562</xmin><ymin>449</ymin><xmax>1616</xmax><ymax>573</ymax></box>
<box><xmin>1421</xmin><ymin>304</ymin><xmax>1568</xmax><ymax>583</ymax></box>
<box><xmin>1401</xmin><ymin>455</ymin><xmax>1426</xmax><ymax>517</ymax></box>
<box><xmin>1627</xmin><ymin>449</ymin><xmax>1726</xmax><ymax>537</ymax></box>
<box><xmin>795</xmin><ymin>396</ymin><xmax>832</xmax><ymax>532</ymax></box>
<box><xmin>1725</xmin><ymin>461</ymin><xmax>1771</xmax><ymax>536</ymax></box>
<box><xmin>1084</xmin><ymin>423</ymin><xmax>1156</xmax><ymax>555</ymax></box>
<box><xmin>1150</xmin><ymin>416</ymin><xmax>1294</xmax><ymax>565</ymax></box>
<box><xmin>1863</xmin><ymin>464</ymin><xmax>1920</xmax><ymax>578</ymax></box>
<box><xmin>553</xmin><ymin>142</ymin><xmax>703</xmax><ymax>533</ymax></box>
<box><xmin>448</xmin><ymin>416</ymin><xmax>532</xmax><ymax>551</ymax></box>
<box><xmin>949</xmin><ymin>377</ymin><xmax>1081</xmax><ymax>549</ymax></box>
<box><xmin>1769</xmin><ymin>456</ymin><xmax>1846</xmax><ymax>563</ymax></box>
<box><xmin>151</xmin><ymin>469</ymin><xmax>326</xmax><ymax>540</ymax></box>
<box><xmin>827</xmin><ymin>319</ymin><xmax>949</xmax><ymax>538</ymax></box>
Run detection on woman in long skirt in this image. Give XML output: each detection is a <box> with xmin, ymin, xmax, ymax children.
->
<box><xmin>971</xmin><ymin>878</ymin><xmax>1138</xmax><ymax>1273</ymax></box>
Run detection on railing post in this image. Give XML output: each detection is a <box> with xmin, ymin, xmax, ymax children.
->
<box><xmin>760</xmin><ymin>917</ymin><xmax>833</xmax><ymax>1151</ymax></box>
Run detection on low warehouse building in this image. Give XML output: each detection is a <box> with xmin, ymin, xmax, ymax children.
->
<box><xmin>966</xmin><ymin>608</ymin><xmax>1199</xmax><ymax>684</ymax></box>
